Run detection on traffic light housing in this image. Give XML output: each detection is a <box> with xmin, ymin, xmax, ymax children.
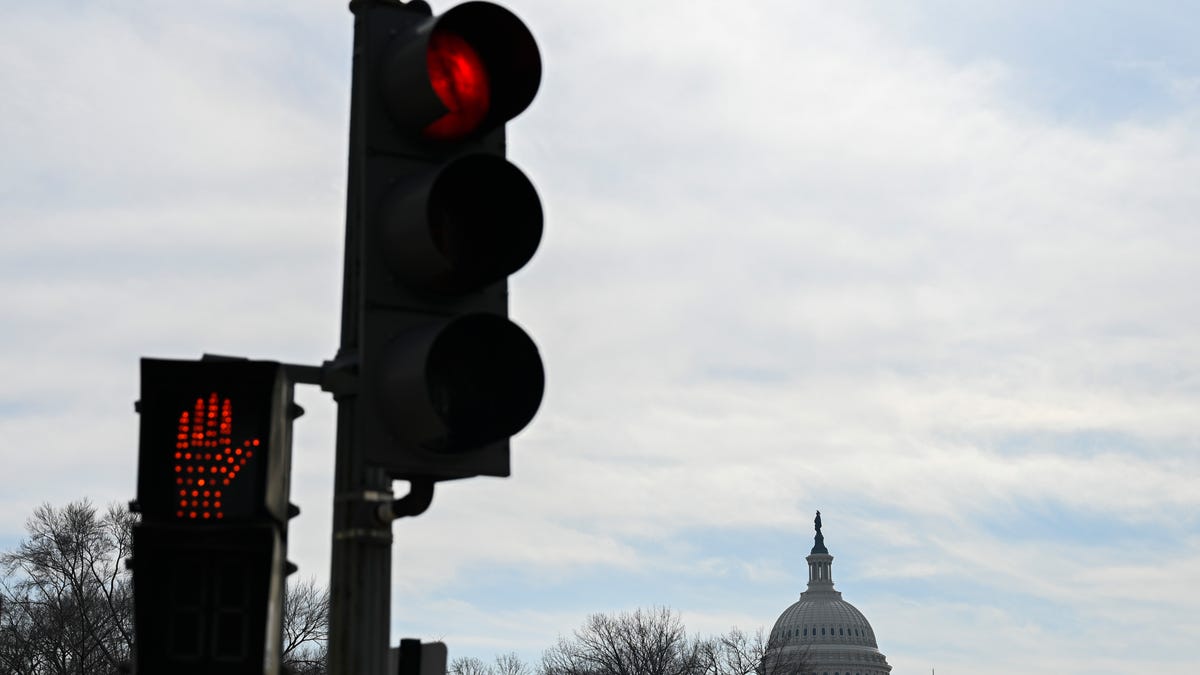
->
<box><xmin>349</xmin><ymin>0</ymin><xmax>545</xmax><ymax>481</ymax></box>
<box><xmin>132</xmin><ymin>525</ymin><xmax>285</xmax><ymax>675</ymax></box>
<box><xmin>132</xmin><ymin>358</ymin><xmax>296</xmax><ymax>675</ymax></box>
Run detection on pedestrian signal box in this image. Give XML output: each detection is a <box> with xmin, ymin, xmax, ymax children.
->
<box><xmin>136</xmin><ymin>358</ymin><xmax>293</xmax><ymax>525</ymax></box>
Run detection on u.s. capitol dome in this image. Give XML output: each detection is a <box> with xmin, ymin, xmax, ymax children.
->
<box><xmin>763</xmin><ymin>512</ymin><xmax>893</xmax><ymax>675</ymax></box>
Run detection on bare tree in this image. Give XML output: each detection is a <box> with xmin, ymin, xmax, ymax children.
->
<box><xmin>538</xmin><ymin>610</ymin><xmax>810</xmax><ymax>675</ymax></box>
<box><xmin>698</xmin><ymin>627</ymin><xmax>765</xmax><ymax>675</ymax></box>
<box><xmin>700</xmin><ymin>627</ymin><xmax>809</xmax><ymax>675</ymax></box>
<box><xmin>451</xmin><ymin>656</ymin><xmax>493</xmax><ymax>675</ymax></box>
<box><xmin>758</xmin><ymin>642</ymin><xmax>812</xmax><ymax>675</ymax></box>
<box><xmin>281</xmin><ymin>576</ymin><xmax>330</xmax><ymax>675</ymax></box>
<box><xmin>451</xmin><ymin>652</ymin><xmax>533</xmax><ymax>675</ymax></box>
<box><xmin>0</xmin><ymin>501</ymin><xmax>135</xmax><ymax>675</ymax></box>
<box><xmin>541</xmin><ymin>607</ymin><xmax>705</xmax><ymax>675</ymax></box>
<box><xmin>494</xmin><ymin>651</ymin><xmax>533</xmax><ymax>675</ymax></box>
<box><xmin>0</xmin><ymin>501</ymin><xmax>330</xmax><ymax>675</ymax></box>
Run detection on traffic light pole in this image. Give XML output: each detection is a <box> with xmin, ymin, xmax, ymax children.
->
<box><xmin>326</xmin><ymin>4</ymin><xmax>394</xmax><ymax>674</ymax></box>
<box><xmin>327</xmin><ymin>396</ymin><xmax>394</xmax><ymax>675</ymax></box>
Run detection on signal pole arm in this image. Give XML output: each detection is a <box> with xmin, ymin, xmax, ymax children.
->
<box><xmin>204</xmin><ymin>353</ymin><xmax>327</xmax><ymax>391</ymax></box>
<box><xmin>279</xmin><ymin>358</ymin><xmax>354</xmax><ymax>396</ymax></box>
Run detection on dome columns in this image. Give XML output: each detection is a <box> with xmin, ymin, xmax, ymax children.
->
<box><xmin>805</xmin><ymin>552</ymin><xmax>837</xmax><ymax>594</ymax></box>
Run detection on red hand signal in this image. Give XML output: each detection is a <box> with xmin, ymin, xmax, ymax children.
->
<box><xmin>171</xmin><ymin>392</ymin><xmax>260</xmax><ymax>521</ymax></box>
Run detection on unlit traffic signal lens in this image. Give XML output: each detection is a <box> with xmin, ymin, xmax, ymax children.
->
<box><xmin>381</xmin><ymin>153</ymin><xmax>542</xmax><ymax>293</ymax></box>
<box><xmin>426</xmin><ymin>315</ymin><xmax>543</xmax><ymax>447</ymax></box>
<box><xmin>376</xmin><ymin>314</ymin><xmax>544</xmax><ymax>453</ymax></box>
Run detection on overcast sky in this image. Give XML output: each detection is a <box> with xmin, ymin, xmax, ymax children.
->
<box><xmin>3</xmin><ymin>1</ymin><xmax>1200</xmax><ymax>673</ymax></box>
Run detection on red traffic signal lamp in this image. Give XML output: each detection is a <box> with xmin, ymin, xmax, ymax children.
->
<box><xmin>347</xmin><ymin>0</ymin><xmax>544</xmax><ymax>480</ymax></box>
<box><xmin>371</xmin><ymin>1</ymin><xmax>540</xmax><ymax>143</ymax></box>
<box><xmin>132</xmin><ymin>358</ymin><xmax>297</xmax><ymax>675</ymax></box>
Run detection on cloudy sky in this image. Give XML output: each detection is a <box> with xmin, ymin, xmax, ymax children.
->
<box><xmin>3</xmin><ymin>1</ymin><xmax>1200</xmax><ymax>673</ymax></box>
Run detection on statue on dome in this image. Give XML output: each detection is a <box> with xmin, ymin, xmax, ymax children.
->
<box><xmin>811</xmin><ymin>509</ymin><xmax>828</xmax><ymax>554</ymax></box>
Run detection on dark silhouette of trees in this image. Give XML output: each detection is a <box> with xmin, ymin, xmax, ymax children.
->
<box><xmin>1</xmin><ymin>501</ymin><xmax>807</xmax><ymax>675</ymax></box>
<box><xmin>538</xmin><ymin>607</ymin><xmax>810</xmax><ymax>675</ymax></box>
<box><xmin>541</xmin><ymin>607</ymin><xmax>703</xmax><ymax>675</ymax></box>
<box><xmin>281</xmin><ymin>576</ymin><xmax>330</xmax><ymax>674</ymax></box>
<box><xmin>450</xmin><ymin>656</ymin><xmax>493</xmax><ymax>675</ymax></box>
<box><xmin>451</xmin><ymin>651</ymin><xmax>534</xmax><ymax>675</ymax></box>
<box><xmin>0</xmin><ymin>500</ymin><xmax>329</xmax><ymax>675</ymax></box>
<box><xmin>0</xmin><ymin>501</ymin><xmax>134</xmax><ymax>675</ymax></box>
<box><xmin>708</xmin><ymin>627</ymin><xmax>809</xmax><ymax>675</ymax></box>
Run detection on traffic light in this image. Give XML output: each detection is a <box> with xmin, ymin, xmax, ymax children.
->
<box><xmin>131</xmin><ymin>358</ymin><xmax>296</xmax><ymax>675</ymax></box>
<box><xmin>349</xmin><ymin>0</ymin><xmax>545</xmax><ymax>480</ymax></box>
